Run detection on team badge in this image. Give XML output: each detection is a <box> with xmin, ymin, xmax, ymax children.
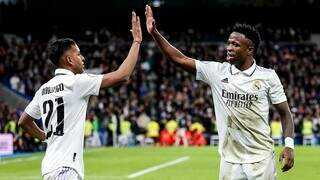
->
<box><xmin>252</xmin><ymin>80</ymin><xmax>261</xmax><ymax>91</ymax></box>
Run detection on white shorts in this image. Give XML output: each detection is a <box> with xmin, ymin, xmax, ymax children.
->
<box><xmin>219</xmin><ymin>154</ymin><xmax>276</xmax><ymax>180</ymax></box>
<box><xmin>43</xmin><ymin>166</ymin><xmax>82</xmax><ymax>180</ymax></box>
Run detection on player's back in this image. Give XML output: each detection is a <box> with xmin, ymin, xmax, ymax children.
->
<box><xmin>25</xmin><ymin>68</ymin><xmax>103</xmax><ymax>178</ymax></box>
<box><xmin>39</xmin><ymin>72</ymin><xmax>86</xmax><ymax>178</ymax></box>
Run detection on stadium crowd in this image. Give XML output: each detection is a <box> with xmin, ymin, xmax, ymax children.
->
<box><xmin>0</xmin><ymin>26</ymin><xmax>319</xmax><ymax>152</ymax></box>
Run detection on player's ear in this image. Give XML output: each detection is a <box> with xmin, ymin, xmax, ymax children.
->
<box><xmin>66</xmin><ymin>56</ymin><xmax>73</xmax><ymax>65</ymax></box>
<box><xmin>248</xmin><ymin>46</ymin><xmax>254</xmax><ymax>56</ymax></box>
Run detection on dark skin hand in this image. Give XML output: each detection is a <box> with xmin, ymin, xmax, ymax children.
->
<box><xmin>279</xmin><ymin>147</ymin><xmax>294</xmax><ymax>172</ymax></box>
<box><xmin>18</xmin><ymin>112</ymin><xmax>46</xmax><ymax>141</ymax></box>
<box><xmin>274</xmin><ymin>101</ymin><xmax>295</xmax><ymax>172</ymax></box>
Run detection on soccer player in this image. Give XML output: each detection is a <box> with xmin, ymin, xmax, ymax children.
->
<box><xmin>18</xmin><ymin>12</ymin><xmax>142</xmax><ymax>180</ymax></box>
<box><xmin>145</xmin><ymin>5</ymin><xmax>294</xmax><ymax>179</ymax></box>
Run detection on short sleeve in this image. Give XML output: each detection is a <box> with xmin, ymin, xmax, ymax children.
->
<box><xmin>75</xmin><ymin>73</ymin><xmax>103</xmax><ymax>98</ymax></box>
<box><xmin>268</xmin><ymin>70</ymin><xmax>287</xmax><ymax>104</ymax></box>
<box><xmin>195</xmin><ymin>60</ymin><xmax>220</xmax><ymax>85</ymax></box>
<box><xmin>25</xmin><ymin>91</ymin><xmax>41</xmax><ymax>119</ymax></box>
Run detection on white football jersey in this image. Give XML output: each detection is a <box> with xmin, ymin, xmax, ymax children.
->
<box><xmin>25</xmin><ymin>68</ymin><xmax>103</xmax><ymax>178</ymax></box>
<box><xmin>196</xmin><ymin>60</ymin><xmax>287</xmax><ymax>163</ymax></box>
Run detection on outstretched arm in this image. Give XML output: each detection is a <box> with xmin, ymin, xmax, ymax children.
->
<box><xmin>274</xmin><ymin>101</ymin><xmax>294</xmax><ymax>172</ymax></box>
<box><xmin>100</xmin><ymin>11</ymin><xmax>142</xmax><ymax>89</ymax></box>
<box><xmin>18</xmin><ymin>112</ymin><xmax>46</xmax><ymax>141</ymax></box>
<box><xmin>145</xmin><ymin>5</ymin><xmax>196</xmax><ymax>75</ymax></box>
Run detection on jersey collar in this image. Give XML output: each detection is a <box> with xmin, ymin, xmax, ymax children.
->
<box><xmin>230</xmin><ymin>59</ymin><xmax>257</xmax><ymax>76</ymax></box>
<box><xmin>55</xmin><ymin>68</ymin><xmax>75</xmax><ymax>76</ymax></box>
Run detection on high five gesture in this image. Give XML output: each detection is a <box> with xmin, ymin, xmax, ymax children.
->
<box><xmin>144</xmin><ymin>5</ymin><xmax>196</xmax><ymax>74</ymax></box>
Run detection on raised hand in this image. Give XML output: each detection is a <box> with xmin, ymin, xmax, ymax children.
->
<box><xmin>145</xmin><ymin>5</ymin><xmax>156</xmax><ymax>34</ymax></box>
<box><xmin>131</xmin><ymin>11</ymin><xmax>142</xmax><ymax>43</ymax></box>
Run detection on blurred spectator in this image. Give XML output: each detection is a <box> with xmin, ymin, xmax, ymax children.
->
<box><xmin>270</xmin><ymin>116</ymin><xmax>282</xmax><ymax>145</ymax></box>
<box><xmin>91</xmin><ymin>114</ymin><xmax>102</xmax><ymax>147</ymax></box>
<box><xmin>146</xmin><ymin>119</ymin><xmax>160</xmax><ymax>146</ymax></box>
<box><xmin>175</xmin><ymin>111</ymin><xmax>189</xmax><ymax>147</ymax></box>
<box><xmin>118</xmin><ymin>118</ymin><xmax>134</xmax><ymax>147</ymax></box>
<box><xmin>160</xmin><ymin>119</ymin><xmax>178</xmax><ymax>146</ymax></box>
<box><xmin>312</xmin><ymin>111</ymin><xmax>320</xmax><ymax>144</ymax></box>
<box><xmin>84</xmin><ymin>118</ymin><xmax>93</xmax><ymax>147</ymax></box>
<box><xmin>302</xmin><ymin>115</ymin><xmax>314</xmax><ymax>145</ymax></box>
<box><xmin>189</xmin><ymin>120</ymin><xmax>206</xmax><ymax>146</ymax></box>
<box><xmin>4</xmin><ymin>113</ymin><xmax>17</xmax><ymax>134</ymax></box>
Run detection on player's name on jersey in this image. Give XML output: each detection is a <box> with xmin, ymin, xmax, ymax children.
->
<box><xmin>222</xmin><ymin>89</ymin><xmax>258</xmax><ymax>109</ymax></box>
<box><xmin>42</xmin><ymin>83</ymin><xmax>64</xmax><ymax>95</ymax></box>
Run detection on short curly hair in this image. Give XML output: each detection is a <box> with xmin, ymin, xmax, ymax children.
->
<box><xmin>232</xmin><ymin>23</ymin><xmax>261</xmax><ymax>55</ymax></box>
<box><xmin>47</xmin><ymin>38</ymin><xmax>76</xmax><ymax>67</ymax></box>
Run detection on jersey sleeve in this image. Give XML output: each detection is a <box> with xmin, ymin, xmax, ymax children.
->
<box><xmin>75</xmin><ymin>73</ymin><xmax>103</xmax><ymax>98</ymax></box>
<box><xmin>268</xmin><ymin>70</ymin><xmax>287</xmax><ymax>104</ymax></box>
<box><xmin>195</xmin><ymin>60</ymin><xmax>220</xmax><ymax>85</ymax></box>
<box><xmin>25</xmin><ymin>91</ymin><xmax>41</xmax><ymax>119</ymax></box>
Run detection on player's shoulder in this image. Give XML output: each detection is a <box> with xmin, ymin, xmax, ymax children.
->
<box><xmin>200</xmin><ymin>59</ymin><xmax>226</xmax><ymax>64</ymax></box>
<box><xmin>254</xmin><ymin>65</ymin><xmax>280</xmax><ymax>83</ymax></box>
<box><xmin>255</xmin><ymin>65</ymin><xmax>276</xmax><ymax>76</ymax></box>
<box><xmin>36</xmin><ymin>76</ymin><xmax>71</xmax><ymax>93</ymax></box>
<box><xmin>75</xmin><ymin>73</ymin><xmax>100</xmax><ymax>78</ymax></box>
<box><xmin>221</xmin><ymin>61</ymin><xmax>230</xmax><ymax>68</ymax></box>
<box><xmin>197</xmin><ymin>59</ymin><xmax>228</xmax><ymax>71</ymax></box>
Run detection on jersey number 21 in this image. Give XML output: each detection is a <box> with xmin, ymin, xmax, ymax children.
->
<box><xmin>43</xmin><ymin>97</ymin><xmax>64</xmax><ymax>138</ymax></box>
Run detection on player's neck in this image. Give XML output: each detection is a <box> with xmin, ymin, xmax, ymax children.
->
<box><xmin>58</xmin><ymin>66</ymin><xmax>76</xmax><ymax>74</ymax></box>
<box><xmin>235</xmin><ymin>58</ymin><xmax>254</xmax><ymax>71</ymax></box>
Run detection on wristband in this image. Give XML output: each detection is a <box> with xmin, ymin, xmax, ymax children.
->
<box><xmin>284</xmin><ymin>137</ymin><xmax>294</xmax><ymax>149</ymax></box>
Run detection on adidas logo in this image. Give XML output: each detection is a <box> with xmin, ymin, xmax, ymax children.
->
<box><xmin>221</xmin><ymin>78</ymin><xmax>229</xmax><ymax>83</ymax></box>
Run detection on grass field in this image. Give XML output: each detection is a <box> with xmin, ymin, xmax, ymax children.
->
<box><xmin>0</xmin><ymin>146</ymin><xmax>320</xmax><ymax>180</ymax></box>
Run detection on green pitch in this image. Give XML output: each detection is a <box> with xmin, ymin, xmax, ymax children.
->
<box><xmin>0</xmin><ymin>146</ymin><xmax>319</xmax><ymax>180</ymax></box>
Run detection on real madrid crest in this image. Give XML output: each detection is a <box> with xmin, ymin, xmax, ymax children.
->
<box><xmin>252</xmin><ymin>80</ymin><xmax>261</xmax><ymax>91</ymax></box>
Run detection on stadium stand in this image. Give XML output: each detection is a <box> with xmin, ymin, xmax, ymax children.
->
<box><xmin>1</xmin><ymin>25</ymin><xmax>319</xmax><ymax>152</ymax></box>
